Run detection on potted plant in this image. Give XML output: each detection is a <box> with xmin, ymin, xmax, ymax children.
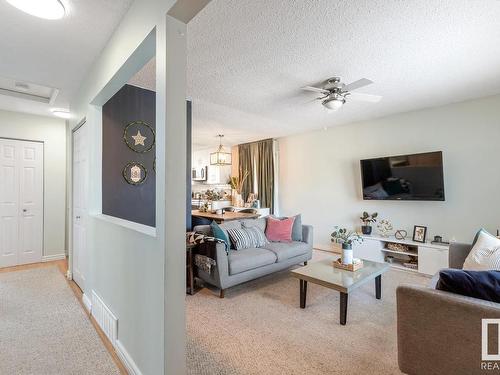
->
<box><xmin>229</xmin><ymin>169</ymin><xmax>249</xmax><ymax>207</ymax></box>
<box><xmin>331</xmin><ymin>227</ymin><xmax>363</xmax><ymax>265</ymax></box>
<box><xmin>360</xmin><ymin>211</ymin><xmax>378</xmax><ymax>235</ymax></box>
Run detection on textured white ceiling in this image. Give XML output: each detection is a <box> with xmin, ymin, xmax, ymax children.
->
<box><xmin>128</xmin><ymin>58</ymin><xmax>282</xmax><ymax>150</ymax></box>
<box><xmin>185</xmin><ymin>0</ymin><xmax>500</xmax><ymax>148</ymax></box>
<box><xmin>0</xmin><ymin>0</ymin><xmax>133</xmax><ymax>118</ymax></box>
<box><xmin>6</xmin><ymin>0</ymin><xmax>498</xmax><ymax>141</ymax></box>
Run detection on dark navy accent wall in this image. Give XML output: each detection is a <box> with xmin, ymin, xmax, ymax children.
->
<box><xmin>102</xmin><ymin>84</ymin><xmax>156</xmax><ymax>227</ymax></box>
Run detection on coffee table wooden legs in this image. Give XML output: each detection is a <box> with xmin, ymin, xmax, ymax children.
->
<box><xmin>375</xmin><ymin>275</ymin><xmax>381</xmax><ymax>299</ymax></box>
<box><xmin>300</xmin><ymin>279</ymin><xmax>307</xmax><ymax>308</ymax></box>
<box><xmin>298</xmin><ymin>275</ymin><xmax>382</xmax><ymax>325</ymax></box>
<box><xmin>340</xmin><ymin>292</ymin><xmax>348</xmax><ymax>325</ymax></box>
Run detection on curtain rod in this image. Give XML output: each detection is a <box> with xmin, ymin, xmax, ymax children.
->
<box><xmin>237</xmin><ymin>138</ymin><xmax>274</xmax><ymax>147</ymax></box>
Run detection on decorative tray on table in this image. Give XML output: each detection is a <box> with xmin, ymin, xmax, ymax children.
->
<box><xmin>333</xmin><ymin>258</ymin><xmax>364</xmax><ymax>272</ymax></box>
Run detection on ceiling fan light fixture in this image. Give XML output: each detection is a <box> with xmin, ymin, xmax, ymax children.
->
<box><xmin>6</xmin><ymin>0</ymin><xmax>66</xmax><ymax>20</ymax></box>
<box><xmin>302</xmin><ymin>76</ymin><xmax>380</xmax><ymax>111</ymax></box>
<box><xmin>322</xmin><ymin>96</ymin><xmax>345</xmax><ymax>111</ymax></box>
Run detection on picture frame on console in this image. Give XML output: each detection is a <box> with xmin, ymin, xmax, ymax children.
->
<box><xmin>412</xmin><ymin>225</ymin><xmax>427</xmax><ymax>243</ymax></box>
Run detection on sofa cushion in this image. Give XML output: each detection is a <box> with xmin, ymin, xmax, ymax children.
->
<box><xmin>266</xmin><ymin>216</ymin><xmax>295</xmax><ymax>242</ymax></box>
<box><xmin>463</xmin><ymin>229</ymin><xmax>500</xmax><ymax>271</ymax></box>
<box><xmin>246</xmin><ymin>226</ymin><xmax>269</xmax><ymax>248</ymax></box>
<box><xmin>228</xmin><ymin>248</ymin><xmax>277</xmax><ymax>275</ymax></box>
<box><xmin>227</xmin><ymin>227</ymin><xmax>268</xmax><ymax>250</ymax></box>
<box><xmin>211</xmin><ymin>221</ymin><xmax>229</xmax><ymax>244</ymax></box>
<box><xmin>261</xmin><ymin>241</ymin><xmax>309</xmax><ymax>262</ymax></box>
<box><xmin>271</xmin><ymin>214</ymin><xmax>303</xmax><ymax>241</ymax></box>
<box><xmin>218</xmin><ymin>221</ymin><xmax>242</xmax><ymax>249</ymax></box>
<box><xmin>436</xmin><ymin>269</ymin><xmax>500</xmax><ymax>303</ymax></box>
<box><xmin>241</xmin><ymin>217</ymin><xmax>266</xmax><ymax>232</ymax></box>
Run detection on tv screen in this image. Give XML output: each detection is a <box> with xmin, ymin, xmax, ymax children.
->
<box><xmin>360</xmin><ymin>151</ymin><xmax>445</xmax><ymax>201</ymax></box>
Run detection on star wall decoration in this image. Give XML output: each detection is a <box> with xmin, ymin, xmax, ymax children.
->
<box><xmin>132</xmin><ymin>130</ymin><xmax>147</xmax><ymax>146</ymax></box>
<box><xmin>123</xmin><ymin>120</ymin><xmax>155</xmax><ymax>153</ymax></box>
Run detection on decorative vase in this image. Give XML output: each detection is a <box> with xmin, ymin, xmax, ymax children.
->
<box><xmin>341</xmin><ymin>243</ymin><xmax>353</xmax><ymax>265</ymax></box>
<box><xmin>232</xmin><ymin>191</ymin><xmax>244</xmax><ymax>207</ymax></box>
<box><xmin>361</xmin><ymin>225</ymin><xmax>372</xmax><ymax>235</ymax></box>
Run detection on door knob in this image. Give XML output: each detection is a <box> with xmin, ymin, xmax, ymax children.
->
<box><xmin>22</xmin><ymin>209</ymin><xmax>27</xmax><ymax>212</ymax></box>
<box><xmin>76</xmin><ymin>215</ymin><xmax>81</xmax><ymax>219</ymax></box>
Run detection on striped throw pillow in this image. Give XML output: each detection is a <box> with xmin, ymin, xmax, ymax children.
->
<box><xmin>227</xmin><ymin>227</ymin><xmax>269</xmax><ymax>250</ymax></box>
<box><xmin>463</xmin><ymin>229</ymin><xmax>500</xmax><ymax>271</ymax></box>
<box><xmin>247</xmin><ymin>226</ymin><xmax>268</xmax><ymax>248</ymax></box>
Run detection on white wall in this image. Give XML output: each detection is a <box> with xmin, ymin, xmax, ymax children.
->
<box><xmin>279</xmin><ymin>94</ymin><xmax>500</xmax><ymax>249</ymax></box>
<box><xmin>67</xmin><ymin>1</ymin><xmax>187</xmax><ymax>374</ymax></box>
<box><xmin>0</xmin><ymin>109</ymin><xmax>66</xmax><ymax>257</ymax></box>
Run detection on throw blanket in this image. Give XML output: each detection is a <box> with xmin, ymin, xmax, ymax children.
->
<box><xmin>186</xmin><ymin>232</ymin><xmax>227</xmax><ymax>274</ymax></box>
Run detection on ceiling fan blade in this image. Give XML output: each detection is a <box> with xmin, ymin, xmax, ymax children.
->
<box><xmin>348</xmin><ymin>92</ymin><xmax>382</xmax><ymax>103</ymax></box>
<box><xmin>301</xmin><ymin>86</ymin><xmax>330</xmax><ymax>95</ymax></box>
<box><xmin>304</xmin><ymin>95</ymin><xmax>328</xmax><ymax>104</ymax></box>
<box><xmin>343</xmin><ymin>78</ymin><xmax>373</xmax><ymax>92</ymax></box>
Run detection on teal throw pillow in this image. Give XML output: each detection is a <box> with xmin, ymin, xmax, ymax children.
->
<box><xmin>211</xmin><ymin>221</ymin><xmax>229</xmax><ymax>245</ymax></box>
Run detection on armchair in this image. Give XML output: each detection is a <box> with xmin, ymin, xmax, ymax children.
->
<box><xmin>397</xmin><ymin>243</ymin><xmax>500</xmax><ymax>375</ymax></box>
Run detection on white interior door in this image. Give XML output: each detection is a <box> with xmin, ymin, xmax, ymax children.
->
<box><xmin>18</xmin><ymin>141</ymin><xmax>44</xmax><ymax>265</ymax></box>
<box><xmin>0</xmin><ymin>139</ymin><xmax>43</xmax><ymax>268</ymax></box>
<box><xmin>73</xmin><ymin>123</ymin><xmax>88</xmax><ymax>290</ymax></box>
<box><xmin>0</xmin><ymin>141</ymin><xmax>20</xmax><ymax>267</ymax></box>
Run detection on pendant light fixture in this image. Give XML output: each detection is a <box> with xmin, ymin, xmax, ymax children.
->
<box><xmin>210</xmin><ymin>135</ymin><xmax>232</xmax><ymax>166</ymax></box>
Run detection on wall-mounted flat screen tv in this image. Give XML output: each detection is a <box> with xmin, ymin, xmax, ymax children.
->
<box><xmin>360</xmin><ymin>151</ymin><xmax>445</xmax><ymax>201</ymax></box>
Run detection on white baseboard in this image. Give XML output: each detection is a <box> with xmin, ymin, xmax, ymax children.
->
<box><xmin>82</xmin><ymin>293</ymin><xmax>92</xmax><ymax>313</ymax></box>
<box><xmin>42</xmin><ymin>253</ymin><xmax>67</xmax><ymax>262</ymax></box>
<box><xmin>115</xmin><ymin>340</ymin><xmax>143</xmax><ymax>375</ymax></box>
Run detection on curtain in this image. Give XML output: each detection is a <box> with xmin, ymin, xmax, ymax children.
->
<box><xmin>238</xmin><ymin>139</ymin><xmax>275</xmax><ymax>214</ymax></box>
<box><xmin>238</xmin><ymin>143</ymin><xmax>254</xmax><ymax>202</ymax></box>
<box><xmin>255</xmin><ymin>139</ymin><xmax>274</xmax><ymax>213</ymax></box>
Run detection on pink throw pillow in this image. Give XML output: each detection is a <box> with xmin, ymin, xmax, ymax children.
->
<box><xmin>266</xmin><ymin>216</ymin><xmax>295</xmax><ymax>242</ymax></box>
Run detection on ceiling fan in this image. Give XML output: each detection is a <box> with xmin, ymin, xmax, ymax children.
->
<box><xmin>301</xmin><ymin>77</ymin><xmax>382</xmax><ymax>111</ymax></box>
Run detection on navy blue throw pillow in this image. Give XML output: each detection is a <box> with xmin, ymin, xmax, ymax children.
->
<box><xmin>436</xmin><ymin>269</ymin><xmax>500</xmax><ymax>303</ymax></box>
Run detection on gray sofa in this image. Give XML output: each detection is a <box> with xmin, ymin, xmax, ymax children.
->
<box><xmin>193</xmin><ymin>218</ymin><xmax>313</xmax><ymax>297</ymax></box>
<box><xmin>397</xmin><ymin>243</ymin><xmax>500</xmax><ymax>375</ymax></box>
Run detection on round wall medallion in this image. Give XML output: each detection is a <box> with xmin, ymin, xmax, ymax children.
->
<box><xmin>122</xmin><ymin>162</ymin><xmax>147</xmax><ymax>185</ymax></box>
<box><xmin>123</xmin><ymin>120</ymin><xmax>155</xmax><ymax>153</ymax></box>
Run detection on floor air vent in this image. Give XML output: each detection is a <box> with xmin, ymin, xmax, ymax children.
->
<box><xmin>91</xmin><ymin>290</ymin><xmax>118</xmax><ymax>345</ymax></box>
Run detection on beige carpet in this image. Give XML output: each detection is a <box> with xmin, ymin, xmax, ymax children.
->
<box><xmin>187</xmin><ymin>252</ymin><xmax>429</xmax><ymax>375</ymax></box>
<box><xmin>0</xmin><ymin>266</ymin><xmax>121</xmax><ymax>375</ymax></box>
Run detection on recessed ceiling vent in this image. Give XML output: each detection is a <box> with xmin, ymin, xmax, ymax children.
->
<box><xmin>0</xmin><ymin>76</ymin><xmax>59</xmax><ymax>104</ymax></box>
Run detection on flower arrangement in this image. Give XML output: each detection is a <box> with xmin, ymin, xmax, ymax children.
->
<box><xmin>199</xmin><ymin>201</ymin><xmax>210</xmax><ymax>212</ymax></box>
<box><xmin>331</xmin><ymin>227</ymin><xmax>363</xmax><ymax>247</ymax></box>
<box><xmin>204</xmin><ymin>189</ymin><xmax>223</xmax><ymax>201</ymax></box>
<box><xmin>229</xmin><ymin>169</ymin><xmax>249</xmax><ymax>194</ymax></box>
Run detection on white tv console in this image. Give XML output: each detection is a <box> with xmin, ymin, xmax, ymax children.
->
<box><xmin>354</xmin><ymin>235</ymin><xmax>449</xmax><ymax>276</ymax></box>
